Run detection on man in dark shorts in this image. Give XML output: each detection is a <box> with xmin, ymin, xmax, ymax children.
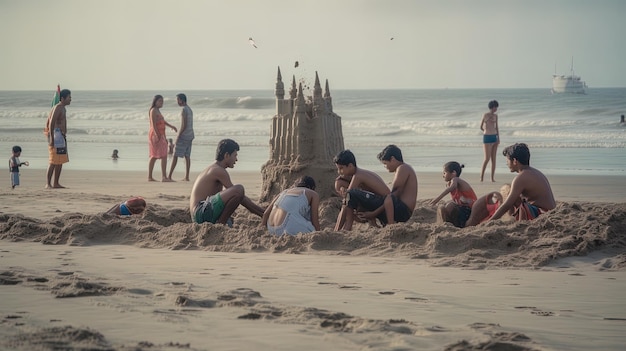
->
<box><xmin>333</xmin><ymin>150</ymin><xmax>390</xmax><ymax>231</ymax></box>
<box><xmin>358</xmin><ymin>145</ymin><xmax>418</xmax><ymax>226</ymax></box>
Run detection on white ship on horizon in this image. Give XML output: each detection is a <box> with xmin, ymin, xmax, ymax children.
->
<box><xmin>552</xmin><ymin>58</ymin><xmax>587</xmax><ymax>94</ymax></box>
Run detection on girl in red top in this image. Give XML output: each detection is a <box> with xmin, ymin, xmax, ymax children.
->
<box><xmin>429</xmin><ymin>161</ymin><xmax>478</xmax><ymax>227</ymax></box>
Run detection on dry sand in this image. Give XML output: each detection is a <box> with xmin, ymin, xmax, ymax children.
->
<box><xmin>1</xmin><ymin>169</ymin><xmax>625</xmax><ymax>350</ymax></box>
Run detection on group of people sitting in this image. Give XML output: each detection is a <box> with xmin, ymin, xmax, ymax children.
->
<box><xmin>187</xmin><ymin>139</ymin><xmax>556</xmax><ymax>235</ymax></box>
<box><xmin>109</xmin><ymin>139</ymin><xmax>556</xmax><ymax>236</ymax></box>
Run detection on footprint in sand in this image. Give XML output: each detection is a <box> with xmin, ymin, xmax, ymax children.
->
<box><xmin>339</xmin><ymin>285</ymin><xmax>361</xmax><ymax>289</ymax></box>
<box><xmin>531</xmin><ymin>310</ymin><xmax>555</xmax><ymax>317</ymax></box>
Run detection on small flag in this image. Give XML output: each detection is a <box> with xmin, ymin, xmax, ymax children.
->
<box><xmin>52</xmin><ymin>84</ymin><xmax>60</xmax><ymax>106</ymax></box>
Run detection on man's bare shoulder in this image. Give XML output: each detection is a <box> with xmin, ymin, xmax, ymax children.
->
<box><xmin>355</xmin><ymin>167</ymin><xmax>382</xmax><ymax>181</ymax></box>
<box><xmin>518</xmin><ymin>167</ymin><xmax>545</xmax><ymax>180</ymax></box>
<box><xmin>398</xmin><ymin>163</ymin><xmax>416</xmax><ymax>175</ymax></box>
<box><xmin>205</xmin><ymin>163</ymin><xmax>227</xmax><ymax>175</ymax></box>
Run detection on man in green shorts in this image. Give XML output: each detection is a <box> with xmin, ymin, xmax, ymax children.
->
<box><xmin>189</xmin><ymin>139</ymin><xmax>265</xmax><ymax>225</ymax></box>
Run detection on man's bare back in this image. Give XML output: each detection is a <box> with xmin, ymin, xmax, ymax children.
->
<box><xmin>391</xmin><ymin>163</ymin><xmax>418</xmax><ymax>211</ymax></box>
<box><xmin>512</xmin><ymin>167</ymin><xmax>556</xmax><ymax>210</ymax></box>
<box><xmin>349</xmin><ymin>168</ymin><xmax>389</xmax><ymax>195</ymax></box>
<box><xmin>489</xmin><ymin>143</ymin><xmax>556</xmax><ymax>221</ymax></box>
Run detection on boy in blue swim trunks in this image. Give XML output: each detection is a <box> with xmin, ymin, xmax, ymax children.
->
<box><xmin>189</xmin><ymin>138</ymin><xmax>265</xmax><ymax>225</ymax></box>
<box><xmin>486</xmin><ymin>143</ymin><xmax>555</xmax><ymax>222</ymax></box>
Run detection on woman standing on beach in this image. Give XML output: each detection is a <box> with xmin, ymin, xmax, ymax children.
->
<box><xmin>480</xmin><ymin>100</ymin><xmax>499</xmax><ymax>182</ymax></box>
<box><xmin>148</xmin><ymin>95</ymin><xmax>177</xmax><ymax>182</ymax></box>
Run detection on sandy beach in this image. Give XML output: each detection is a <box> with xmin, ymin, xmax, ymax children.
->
<box><xmin>1</xmin><ymin>169</ymin><xmax>625</xmax><ymax>350</ymax></box>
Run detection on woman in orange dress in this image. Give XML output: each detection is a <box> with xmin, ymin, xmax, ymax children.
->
<box><xmin>148</xmin><ymin>95</ymin><xmax>177</xmax><ymax>182</ymax></box>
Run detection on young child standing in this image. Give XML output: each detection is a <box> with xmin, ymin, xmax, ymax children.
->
<box><xmin>9</xmin><ymin>145</ymin><xmax>29</xmax><ymax>189</ymax></box>
<box><xmin>168</xmin><ymin>138</ymin><xmax>175</xmax><ymax>156</ymax></box>
<box><xmin>429</xmin><ymin>161</ymin><xmax>477</xmax><ymax>227</ymax></box>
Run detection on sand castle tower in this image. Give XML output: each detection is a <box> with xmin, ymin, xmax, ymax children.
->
<box><xmin>260</xmin><ymin>67</ymin><xmax>344</xmax><ymax>201</ymax></box>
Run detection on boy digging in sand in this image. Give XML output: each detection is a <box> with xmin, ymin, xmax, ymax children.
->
<box><xmin>334</xmin><ymin>149</ymin><xmax>390</xmax><ymax>231</ymax></box>
<box><xmin>429</xmin><ymin>161</ymin><xmax>477</xmax><ymax>228</ymax></box>
<box><xmin>357</xmin><ymin>145</ymin><xmax>418</xmax><ymax>227</ymax></box>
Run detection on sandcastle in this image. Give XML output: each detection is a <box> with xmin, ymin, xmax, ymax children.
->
<box><xmin>260</xmin><ymin>67</ymin><xmax>345</xmax><ymax>201</ymax></box>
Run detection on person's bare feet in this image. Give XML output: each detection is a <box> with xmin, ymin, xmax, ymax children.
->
<box><xmin>162</xmin><ymin>178</ymin><xmax>174</xmax><ymax>182</ymax></box>
<box><xmin>148</xmin><ymin>178</ymin><xmax>157</xmax><ymax>182</ymax></box>
<box><xmin>52</xmin><ymin>184</ymin><xmax>66</xmax><ymax>189</ymax></box>
<box><xmin>181</xmin><ymin>178</ymin><xmax>189</xmax><ymax>181</ymax></box>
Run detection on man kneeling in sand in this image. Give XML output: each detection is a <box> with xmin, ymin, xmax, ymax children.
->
<box><xmin>334</xmin><ymin>149</ymin><xmax>391</xmax><ymax>231</ymax></box>
<box><xmin>466</xmin><ymin>143</ymin><xmax>555</xmax><ymax>225</ymax></box>
<box><xmin>358</xmin><ymin>145</ymin><xmax>418</xmax><ymax>227</ymax></box>
<box><xmin>190</xmin><ymin>139</ymin><xmax>265</xmax><ymax>225</ymax></box>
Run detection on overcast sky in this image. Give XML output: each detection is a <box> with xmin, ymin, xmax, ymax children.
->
<box><xmin>1</xmin><ymin>0</ymin><xmax>624</xmax><ymax>90</ymax></box>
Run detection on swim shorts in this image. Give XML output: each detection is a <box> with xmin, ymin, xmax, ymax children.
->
<box><xmin>515</xmin><ymin>201</ymin><xmax>547</xmax><ymax>221</ymax></box>
<box><xmin>193</xmin><ymin>193</ymin><xmax>225</xmax><ymax>224</ymax></box>
<box><xmin>345</xmin><ymin>189</ymin><xmax>385</xmax><ymax>211</ymax></box>
<box><xmin>174</xmin><ymin>138</ymin><xmax>193</xmax><ymax>158</ymax></box>
<box><xmin>455</xmin><ymin>205</ymin><xmax>472</xmax><ymax>228</ymax></box>
<box><xmin>379</xmin><ymin>194</ymin><xmax>413</xmax><ymax>225</ymax></box>
<box><xmin>483</xmin><ymin>134</ymin><xmax>498</xmax><ymax>144</ymax></box>
<box><xmin>345</xmin><ymin>189</ymin><xmax>387</xmax><ymax>224</ymax></box>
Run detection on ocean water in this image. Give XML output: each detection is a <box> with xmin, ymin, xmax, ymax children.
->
<box><xmin>1</xmin><ymin>88</ymin><xmax>625</xmax><ymax>177</ymax></box>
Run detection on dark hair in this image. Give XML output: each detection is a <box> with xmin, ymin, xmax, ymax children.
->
<box><xmin>333</xmin><ymin>149</ymin><xmax>356</xmax><ymax>167</ymax></box>
<box><xmin>503</xmin><ymin>143</ymin><xmax>530</xmax><ymax>165</ymax></box>
<box><xmin>377</xmin><ymin>144</ymin><xmax>403</xmax><ymax>162</ymax></box>
<box><xmin>444</xmin><ymin>161</ymin><xmax>464</xmax><ymax>176</ymax></box>
<box><xmin>488</xmin><ymin>100</ymin><xmax>499</xmax><ymax>109</ymax></box>
<box><xmin>176</xmin><ymin>93</ymin><xmax>187</xmax><ymax>103</ymax></box>
<box><xmin>151</xmin><ymin>95</ymin><xmax>163</xmax><ymax>109</ymax></box>
<box><xmin>60</xmin><ymin>89</ymin><xmax>71</xmax><ymax>99</ymax></box>
<box><xmin>12</xmin><ymin>145</ymin><xmax>22</xmax><ymax>153</ymax></box>
<box><xmin>216</xmin><ymin>139</ymin><xmax>240</xmax><ymax>161</ymax></box>
<box><xmin>295</xmin><ymin>176</ymin><xmax>316</xmax><ymax>190</ymax></box>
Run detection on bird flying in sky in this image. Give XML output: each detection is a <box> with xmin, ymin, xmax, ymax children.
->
<box><xmin>294</xmin><ymin>61</ymin><xmax>299</xmax><ymax>68</ymax></box>
<box><xmin>249</xmin><ymin>37</ymin><xmax>258</xmax><ymax>48</ymax></box>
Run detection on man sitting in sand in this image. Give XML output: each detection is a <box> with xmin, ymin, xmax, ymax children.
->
<box><xmin>468</xmin><ymin>143</ymin><xmax>555</xmax><ymax>225</ymax></box>
<box><xmin>333</xmin><ymin>149</ymin><xmax>390</xmax><ymax>231</ymax></box>
<box><xmin>358</xmin><ymin>145</ymin><xmax>418</xmax><ymax>226</ymax></box>
<box><xmin>190</xmin><ymin>138</ymin><xmax>265</xmax><ymax>225</ymax></box>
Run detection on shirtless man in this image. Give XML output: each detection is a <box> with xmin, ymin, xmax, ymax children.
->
<box><xmin>359</xmin><ymin>145</ymin><xmax>418</xmax><ymax>226</ymax></box>
<box><xmin>168</xmin><ymin>93</ymin><xmax>194</xmax><ymax>181</ymax></box>
<box><xmin>45</xmin><ymin>89</ymin><xmax>71</xmax><ymax>189</ymax></box>
<box><xmin>190</xmin><ymin>139</ymin><xmax>265</xmax><ymax>225</ymax></box>
<box><xmin>467</xmin><ymin>143</ymin><xmax>555</xmax><ymax>225</ymax></box>
<box><xmin>333</xmin><ymin>149</ymin><xmax>391</xmax><ymax>231</ymax></box>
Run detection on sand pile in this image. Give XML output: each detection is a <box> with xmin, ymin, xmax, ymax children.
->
<box><xmin>2</xmin><ymin>200</ymin><xmax>624</xmax><ymax>270</ymax></box>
